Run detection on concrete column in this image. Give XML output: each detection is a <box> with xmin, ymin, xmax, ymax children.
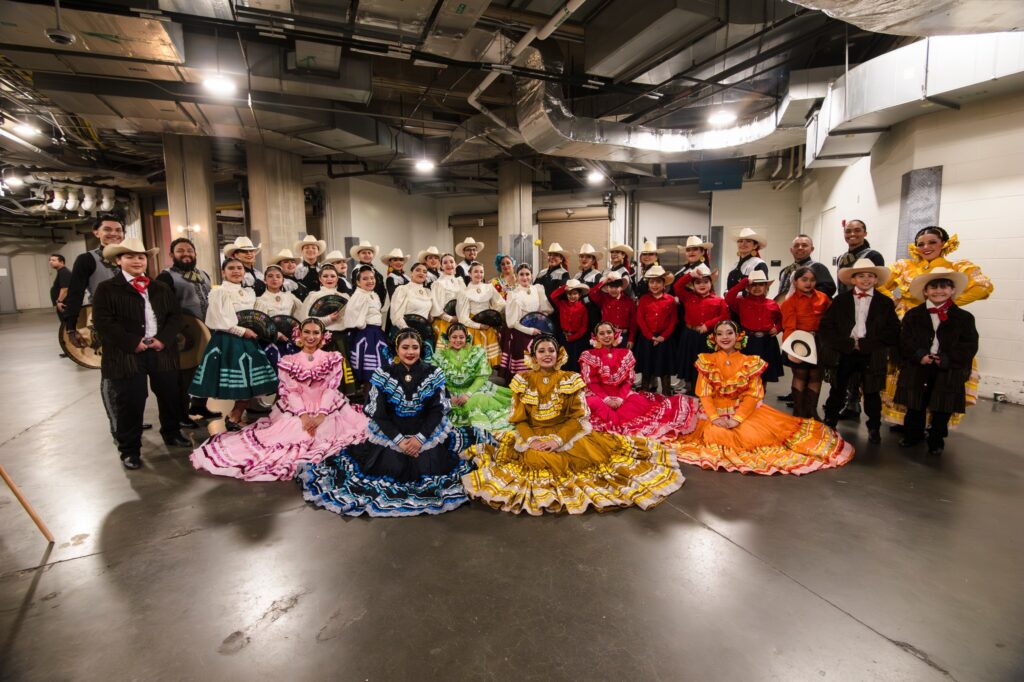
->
<box><xmin>498</xmin><ymin>160</ymin><xmax>534</xmax><ymax>266</ymax></box>
<box><xmin>245</xmin><ymin>143</ymin><xmax>306</xmax><ymax>260</ymax></box>
<box><xmin>162</xmin><ymin>134</ymin><xmax>218</xmax><ymax>277</ymax></box>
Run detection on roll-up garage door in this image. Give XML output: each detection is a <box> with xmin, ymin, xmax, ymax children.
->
<box><xmin>536</xmin><ymin>207</ymin><xmax>610</xmax><ymax>273</ymax></box>
<box><xmin>449</xmin><ymin>213</ymin><xmax>499</xmax><ymax>266</ymax></box>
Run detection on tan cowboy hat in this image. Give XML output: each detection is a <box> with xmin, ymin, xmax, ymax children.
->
<box><xmin>349</xmin><ymin>240</ymin><xmax>380</xmax><ymax>259</ymax></box>
<box><xmin>268</xmin><ymin>248</ymin><xmax>299</xmax><ymax>265</ymax></box>
<box><xmin>735</xmin><ymin>227</ymin><xmax>767</xmax><ymax>249</ymax></box>
<box><xmin>746</xmin><ymin>271</ymin><xmax>775</xmax><ymax>286</ymax></box>
<box><xmin>103</xmin><ymin>237</ymin><xmax>158</xmax><ymax>259</ymax></box>
<box><xmin>602</xmin><ymin>271</ymin><xmax>626</xmax><ymax>285</ymax></box>
<box><xmin>780</xmin><ymin>330</ymin><xmax>818</xmax><ymax>365</ymax></box>
<box><xmin>838</xmin><ymin>257</ymin><xmax>891</xmax><ymax>286</ymax></box>
<box><xmin>608</xmin><ymin>242</ymin><xmax>635</xmax><ymax>258</ymax></box>
<box><xmin>454</xmin><ymin>237</ymin><xmax>485</xmax><ymax>257</ymax></box>
<box><xmin>908</xmin><ymin>267</ymin><xmax>968</xmax><ymax>301</ymax></box>
<box><xmin>685</xmin><ymin>235</ymin><xmax>713</xmax><ymax>250</ymax></box>
<box><xmin>578</xmin><ymin>243</ymin><xmax>603</xmax><ymax>258</ymax></box>
<box><xmin>322</xmin><ymin>250</ymin><xmax>346</xmax><ymax>263</ymax></box>
<box><xmin>639</xmin><ymin>240</ymin><xmax>663</xmax><ymax>254</ymax></box>
<box><xmin>381</xmin><ymin>248</ymin><xmax>409</xmax><ymax>265</ymax></box>
<box><xmin>222</xmin><ymin>236</ymin><xmax>261</xmax><ymax>258</ymax></box>
<box><xmin>542</xmin><ymin>242</ymin><xmax>568</xmax><ymax>256</ymax></box>
<box><xmin>293</xmin><ymin>235</ymin><xmax>326</xmax><ymax>258</ymax></box>
<box><xmin>564</xmin><ymin>278</ymin><xmax>590</xmax><ymax>295</ymax></box>
<box><xmin>417</xmin><ymin>246</ymin><xmax>441</xmax><ymax>262</ymax></box>
<box><xmin>643</xmin><ymin>264</ymin><xmax>674</xmax><ymax>286</ymax></box>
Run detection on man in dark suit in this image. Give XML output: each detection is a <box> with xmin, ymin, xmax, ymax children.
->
<box><xmin>92</xmin><ymin>238</ymin><xmax>190</xmax><ymax>470</ymax></box>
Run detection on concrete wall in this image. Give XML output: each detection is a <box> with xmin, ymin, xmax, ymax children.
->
<box><xmin>2</xmin><ymin>237</ymin><xmax>88</xmax><ymax>312</ymax></box>
<box><xmin>800</xmin><ymin>90</ymin><xmax>1024</xmax><ymax>403</ymax></box>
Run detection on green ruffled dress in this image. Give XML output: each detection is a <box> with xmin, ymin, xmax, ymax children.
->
<box><xmin>433</xmin><ymin>344</ymin><xmax>512</xmax><ymax>432</ymax></box>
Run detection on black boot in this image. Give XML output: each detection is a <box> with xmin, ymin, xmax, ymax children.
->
<box><xmin>189</xmin><ymin>398</ymin><xmax>222</xmax><ymax>419</ymax></box>
<box><xmin>660</xmin><ymin>375</ymin><xmax>674</xmax><ymax>397</ymax></box>
<box><xmin>804</xmin><ymin>389</ymin><xmax>820</xmax><ymax>421</ymax></box>
<box><xmin>790</xmin><ymin>389</ymin><xmax>805</xmax><ymax>418</ymax></box>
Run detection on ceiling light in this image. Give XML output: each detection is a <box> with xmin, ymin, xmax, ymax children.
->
<box><xmin>64</xmin><ymin>188</ymin><xmax>79</xmax><ymax>211</ymax></box>
<box><xmin>13</xmin><ymin>123</ymin><xmax>40</xmax><ymax>137</ymax></box>
<box><xmin>3</xmin><ymin>174</ymin><xmax>24</xmax><ymax>188</ymax></box>
<box><xmin>708</xmin><ymin>110</ymin><xmax>737</xmax><ymax>127</ymax></box>
<box><xmin>99</xmin><ymin>188</ymin><xmax>115</xmax><ymax>212</ymax></box>
<box><xmin>587</xmin><ymin>170</ymin><xmax>604</xmax><ymax>185</ymax></box>
<box><xmin>81</xmin><ymin>187</ymin><xmax>96</xmax><ymax>211</ymax></box>
<box><xmin>203</xmin><ymin>74</ymin><xmax>237</xmax><ymax>96</ymax></box>
<box><xmin>415</xmin><ymin>158</ymin><xmax>435</xmax><ymax>172</ymax></box>
<box><xmin>49</xmin><ymin>188</ymin><xmax>65</xmax><ymax>211</ymax></box>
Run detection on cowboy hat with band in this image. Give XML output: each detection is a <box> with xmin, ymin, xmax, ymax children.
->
<box><xmin>837</xmin><ymin>257</ymin><xmax>891</xmax><ymax>286</ymax></box>
<box><xmin>380</xmin><ymin>248</ymin><xmax>410</xmax><ymax>266</ymax></box>
<box><xmin>293</xmin><ymin>235</ymin><xmax>326</xmax><ymax>259</ymax></box>
<box><xmin>744</xmin><ymin>271</ymin><xmax>775</xmax><ymax>287</ymax></box>
<box><xmin>322</xmin><ymin>250</ymin><xmax>346</xmax><ymax>264</ymax></box>
<box><xmin>780</xmin><ymin>329</ymin><xmax>818</xmax><ymax>365</ymax></box>
<box><xmin>417</xmin><ymin>246</ymin><xmax>442</xmax><ymax>263</ymax></box>
<box><xmin>222</xmin><ymin>236</ymin><xmax>261</xmax><ymax>258</ymax></box>
<box><xmin>578</xmin><ymin>243</ymin><xmax>603</xmax><ymax>258</ymax></box>
<box><xmin>908</xmin><ymin>267</ymin><xmax>968</xmax><ymax>301</ymax></box>
<box><xmin>608</xmin><ymin>242</ymin><xmax>635</xmax><ymax>259</ymax></box>
<box><xmin>563</xmin><ymin>278</ymin><xmax>590</xmax><ymax>295</ymax></box>
<box><xmin>103</xmin><ymin>237</ymin><xmax>158</xmax><ymax>260</ymax></box>
<box><xmin>349</xmin><ymin>240</ymin><xmax>379</xmax><ymax>260</ymax></box>
<box><xmin>684</xmin><ymin>235</ymin><xmax>714</xmax><ymax>250</ymax></box>
<box><xmin>639</xmin><ymin>240</ymin><xmax>664</xmax><ymax>255</ymax></box>
<box><xmin>643</xmin><ymin>265</ymin><xmax>674</xmax><ymax>286</ymax></box>
<box><xmin>269</xmin><ymin>248</ymin><xmax>299</xmax><ymax>266</ymax></box>
<box><xmin>734</xmin><ymin>227</ymin><xmax>767</xmax><ymax>250</ymax></box>
<box><xmin>454</xmin><ymin>237</ymin><xmax>485</xmax><ymax>258</ymax></box>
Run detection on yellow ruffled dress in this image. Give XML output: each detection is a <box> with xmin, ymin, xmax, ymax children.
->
<box><xmin>877</xmin><ymin>235</ymin><xmax>993</xmax><ymax>425</ymax></box>
<box><xmin>668</xmin><ymin>351</ymin><xmax>853</xmax><ymax>475</ymax></box>
<box><xmin>461</xmin><ymin>367</ymin><xmax>684</xmax><ymax>515</ymax></box>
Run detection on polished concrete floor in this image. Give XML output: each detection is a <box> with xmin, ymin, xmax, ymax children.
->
<box><xmin>1</xmin><ymin>310</ymin><xmax>1022</xmax><ymax>681</ymax></box>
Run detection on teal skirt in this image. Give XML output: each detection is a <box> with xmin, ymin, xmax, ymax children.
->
<box><xmin>189</xmin><ymin>331</ymin><xmax>279</xmax><ymax>400</ymax></box>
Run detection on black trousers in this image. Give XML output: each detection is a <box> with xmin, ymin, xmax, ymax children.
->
<box><xmin>108</xmin><ymin>351</ymin><xmax>181</xmax><ymax>459</ymax></box>
<box><xmin>824</xmin><ymin>352</ymin><xmax>881</xmax><ymax>429</ymax></box>
<box><xmin>903</xmin><ymin>365</ymin><xmax>952</xmax><ymax>447</ymax></box>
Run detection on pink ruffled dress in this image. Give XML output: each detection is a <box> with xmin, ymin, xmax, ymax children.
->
<box><xmin>190</xmin><ymin>350</ymin><xmax>369</xmax><ymax>481</ymax></box>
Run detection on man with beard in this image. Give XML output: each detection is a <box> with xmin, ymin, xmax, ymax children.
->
<box><xmin>222</xmin><ymin>237</ymin><xmax>265</xmax><ymax>295</ymax></box>
<box><xmin>156</xmin><ymin>237</ymin><xmax>221</xmax><ymax>423</ymax></box>
<box><xmin>454</xmin><ymin>237</ymin><xmax>483</xmax><ymax>284</ymax></box>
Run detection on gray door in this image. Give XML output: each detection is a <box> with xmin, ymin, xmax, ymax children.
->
<box><xmin>0</xmin><ymin>255</ymin><xmax>16</xmax><ymax>314</ymax></box>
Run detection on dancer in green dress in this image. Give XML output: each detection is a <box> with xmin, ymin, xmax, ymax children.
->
<box><xmin>433</xmin><ymin>323</ymin><xmax>512</xmax><ymax>432</ymax></box>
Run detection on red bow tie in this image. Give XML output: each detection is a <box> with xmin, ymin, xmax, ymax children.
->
<box><xmin>928</xmin><ymin>300</ymin><xmax>952</xmax><ymax>321</ymax></box>
<box><xmin>131</xmin><ymin>276</ymin><xmax>150</xmax><ymax>293</ymax></box>
<box><xmin>854</xmin><ymin>291</ymin><xmax>871</xmax><ymax>298</ymax></box>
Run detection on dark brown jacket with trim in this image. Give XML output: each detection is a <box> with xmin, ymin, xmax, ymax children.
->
<box><xmin>894</xmin><ymin>303</ymin><xmax>978</xmax><ymax>413</ymax></box>
<box><xmin>91</xmin><ymin>274</ymin><xmax>183</xmax><ymax>380</ymax></box>
<box><xmin>817</xmin><ymin>290</ymin><xmax>900</xmax><ymax>393</ymax></box>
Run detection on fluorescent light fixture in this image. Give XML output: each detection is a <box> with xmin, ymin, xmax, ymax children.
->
<box><xmin>99</xmin><ymin>188</ymin><xmax>115</xmax><ymax>212</ymax></box>
<box><xmin>64</xmin><ymin>188</ymin><xmax>79</xmax><ymax>211</ymax></box>
<box><xmin>4</xmin><ymin>174</ymin><xmax>24</xmax><ymax>188</ymax></box>
<box><xmin>414</xmin><ymin>158</ymin><xmax>435</xmax><ymax>172</ymax></box>
<box><xmin>587</xmin><ymin>170</ymin><xmax>603</xmax><ymax>184</ymax></box>
<box><xmin>13</xmin><ymin>123</ymin><xmax>40</xmax><ymax>137</ymax></box>
<box><xmin>203</xmin><ymin>74</ymin><xmax>237</xmax><ymax>96</ymax></box>
<box><xmin>708</xmin><ymin>110</ymin><xmax>737</xmax><ymax>127</ymax></box>
<box><xmin>81</xmin><ymin>187</ymin><xmax>96</xmax><ymax>211</ymax></box>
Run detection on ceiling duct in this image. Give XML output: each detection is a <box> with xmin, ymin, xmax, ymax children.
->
<box><xmin>807</xmin><ymin>32</ymin><xmax>1024</xmax><ymax>167</ymax></box>
<box><xmin>785</xmin><ymin>0</ymin><xmax>1024</xmax><ymax>36</ymax></box>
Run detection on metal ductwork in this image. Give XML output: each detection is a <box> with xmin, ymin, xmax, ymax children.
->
<box><xmin>807</xmin><ymin>32</ymin><xmax>1024</xmax><ymax>167</ymax></box>
<box><xmin>785</xmin><ymin>0</ymin><xmax>1024</xmax><ymax>36</ymax></box>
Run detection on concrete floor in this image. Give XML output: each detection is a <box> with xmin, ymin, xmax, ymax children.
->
<box><xmin>1</xmin><ymin>310</ymin><xmax>1022</xmax><ymax>682</ymax></box>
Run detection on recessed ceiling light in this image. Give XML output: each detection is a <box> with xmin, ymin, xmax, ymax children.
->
<box><xmin>587</xmin><ymin>170</ymin><xmax>603</xmax><ymax>184</ymax></box>
<box><xmin>415</xmin><ymin>158</ymin><xmax>435</xmax><ymax>172</ymax></box>
<box><xmin>708</xmin><ymin>110</ymin><xmax>737</xmax><ymax>127</ymax></box>
<box><xmin>203</xmin><ymin>74</ymin><xmax>237</xmax><ymax>96</ymax></box>
<box><xmin>4</xmin><ymin>175</ymin><xmax>25</xmax><ymax>188</ymax></box>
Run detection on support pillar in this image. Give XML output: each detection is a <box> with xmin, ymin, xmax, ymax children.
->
<box><xmin>498</xmin><ymin>160</ymin><xmax>534</xmax><ymax>267</ymax></box>
<box><xmin>245</xmin><ymin>143</ymin><xmax>306</xmax><ymax>260</ymax></box>
<box><xmin>162</xmin><ymin>134</ymin><xmax>218</xmax><ymax>278</ymax></box>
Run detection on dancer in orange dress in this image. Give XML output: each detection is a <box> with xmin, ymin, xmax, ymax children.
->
<box><xmin>670</xmin><ymin>320</ymin><xmax>853</xmax><ymax>475</ymax></box>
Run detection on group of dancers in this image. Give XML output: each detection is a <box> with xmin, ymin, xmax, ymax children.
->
<box><xmin>79</xmin><ymin>216</ymin><xmax>992</xmax><ymax>516</ymax></box>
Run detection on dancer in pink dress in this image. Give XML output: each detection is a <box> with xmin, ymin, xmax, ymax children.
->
<box><xmin>191</xmin><ymin>318</ymin><xmax>369</xmax><ymax>481</ymax></box>
<box><xmin>579</xmin><ymin>321</ymin><xmax>699</xmax><ymax>440</ymax></box>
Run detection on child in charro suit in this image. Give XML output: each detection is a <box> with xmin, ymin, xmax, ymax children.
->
<box><xmin>818</xmin><ymin>258</ymin><xmax>900</xmax><ymax>443</ymax></box>
<box><xmin>895</xmin><ymin>268</ymin><xmax>979</xmax><ymax>456</ymax></box>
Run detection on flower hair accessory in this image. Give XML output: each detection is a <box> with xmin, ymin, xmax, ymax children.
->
<box><xmin>494</xmin><ymin>252</ymin><xmax>516</xmax><ymax>271</ymax></box>
<box><xmin>589</xmin><ymin>326</ymin><xmax>623</xmax><ymax>348</ymax></box>
<box><xmin>292</xmin><ymin>318</ymin><xmax>331</xmax><ymax>348</ymax></box>
<box><xmin>706</xmin><ymin>330</ymin><xmax>747</xmax><ymax>350</ymax></box>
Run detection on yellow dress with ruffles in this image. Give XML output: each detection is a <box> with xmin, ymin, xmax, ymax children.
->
<box><xmin>877</xmin><ymin>235</ymin><xmax>993</xmax><ymax>426</ymax></box>
<box><xmin>668</xmin><ymin>351</ymin><xmax>853</xmax><ymax>475</ymax></box>
<box><xmin>461</xmin><ymin>368</ymin><xmax>684</xmax><ymax>515</ymax></box>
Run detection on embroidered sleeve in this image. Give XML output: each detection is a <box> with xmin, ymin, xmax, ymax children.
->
<box><xmin>953</xmin><ymin>259</ymin><xmax>994</xmax><ymax>306</ymax></box>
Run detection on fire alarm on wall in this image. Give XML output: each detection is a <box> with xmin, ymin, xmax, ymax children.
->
<box><xmin>841</xmin><ymin>218</ymin><xmax>847</xmax><ymax>227</ymax></box>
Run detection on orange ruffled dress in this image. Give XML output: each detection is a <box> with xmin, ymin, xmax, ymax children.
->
<box><xmin>670</xmin><ymin>351</ymin><xmax>853</xmax><ymax>475</ymax></box>
<box><xmin>461</xmin><ymin>368</ymin><xmax>684</xmax><ymax>515</ymax></box>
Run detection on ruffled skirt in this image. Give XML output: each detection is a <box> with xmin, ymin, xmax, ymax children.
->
<box><xmin>466</xmin><ymin>326</ymin><xmax>501</xmax><ymax>367</ymax></box>
<box><xmin>190</xmin><ymin>403</ymin><xmax>368</xmax><ymax>481</ymax></box>
<box><xmin>586</xmin><ymin>391</ymin><xmax>700</xmax><ymax>440</ymax></box>
<box><xmin>190</xmin><ymin>331</ymin><xmax>278</xmax><ymax>400</ymax></box>
<box><xmin>669</xmin><ymin>403</ymin><xmax>853</xmax><ymax>475</ymax></box>
<box><xmin>881</xmin><ymin>358</ymin><xmax>978</xmax><ymax>427</ymax></box>
<box><xmin>450</xmin><ymin>383</ymin><xmax>513</xmax><ymax>432</ymax></box>
<box><xmin>499</xmin><ymin>328</ymin><xmax>533</xmax><ymax>377</ymax></box>
<box><xmin>461</xmin><ymin>430</ymin><xmax>684</xmax><ymax>515</ymax></box>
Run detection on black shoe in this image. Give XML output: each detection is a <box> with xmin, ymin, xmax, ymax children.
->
<box><xmin>190</xmin><ymin>405</ymin><xmax>222</xmax><ymax>419</ymax></box>
<box><xmin>777</xmin><ymin>393</ymin><xmax>793</xmax><ymax>402</ymax></box>
<box><xmin>838</xmin><ymin>408</ymin><xmax>861</xmax><ymax>421</ymax></box>
<box><xmin>142</xmin><ymin>423</ymin><xmax>153</xmax><ymax>430</ymax></box>
<box><xmin>889</xmin><ymin>424</ymin><xmax>905</xmax><ymax>433</ymax></box>
<box><xmin>121</xmin><ymin>455</ymin><xmax>142</xmax><ymax>470</ymax></box>
<box><xmin>224</xmin><ymin>418</ymin><xmax>243</xmax><ymax>432</ymax></box>
<box><xmin>162</xmin><ymin>432</ymin><xmax>191</xmax><ymax>447</ymax></box>
<box><xmin>868</xmin><ymin>428</ymin><xmax>881</xmax><ymax>444</ymax></box>
<box><xmin>899</xmin><ymin>438</ymin><xmax>922</xmax><ymax>448</ymax></box>
<box><xmin>180</xmin><ymin>418</ymin><xmax>200</xmax><ymax>429</ymax></box>
<box><xmin>927</xmin><ymin>445</ymin><xmax>944</xmax><ymax>456</ymax></box>
<box><xmin>58</xmin><ymin>352</ymin><xmax>68</xmax><ymax>358</ymax></box>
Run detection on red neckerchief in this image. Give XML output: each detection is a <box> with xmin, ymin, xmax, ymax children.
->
<box><xmin>131</xmin><ymin>275</ymin><xmax>150</xmax><ymax>294</ymax></box>
<box><xmin>928</xmin><ymin>299</ymin><xmax>953</xmax><ymax>322</ymax></box>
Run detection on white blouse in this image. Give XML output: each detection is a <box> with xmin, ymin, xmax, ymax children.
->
<box><xmin>205</xmin><ymin>282</ymin><xmax>256</xmax><ymax>336</ymax></box>
<box><xmin>431</xmin><ymin>274</ymin><xmax>466</xmax><ymax>322</ymax></box>
<box><xmin>456</xmin><ymin>281</ymin><xmax>506</xmax><ymax>330</ymax></box>
<box><xmin>342</xmin><ymin>287</ymin><xmax>383</xmax><ymax>330</ymax></box>
<box><xmin>389</xmin><ymin>282</ymin><xmax>439</xmax><ymax>328</ymax></box>
<box><xmin>505</xmin><ymin>284</ymin><xmax>553</xmax><ymax>334</ymax></box>
<box><xmin>302</xmin><ymin>287</ymin><xmax>349</xmax><ymax>332</ymax></box>
<box><xmin>255</xmin><ymin>290</ymin><xmax>302</xmax><ymax>318</ymax></box>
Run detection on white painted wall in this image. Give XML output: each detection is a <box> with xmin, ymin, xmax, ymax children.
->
<box><xmin>800</xmin><ymin>90</ymin><xmax>1024</xmax><ymax>402</ymax></box>
<box><xmin>635</xmin><ymin>186</ymin><xmax>710</xmax><ymax>244</ymax></box>
<box><xmin>2</xmin><ymin>238</ymin><xmax>87</xmax><ymax>311</ymax></box>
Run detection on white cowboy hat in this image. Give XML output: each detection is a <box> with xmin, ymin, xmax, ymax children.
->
<box><xmin>608</xmin><ymin>242</ymin><xmax>635</xmax><ymax>258</ymax></box>
<box><xmin>417</xmin><ymin>246</ymin><xmax>442</xmax><ymax>262</ymax></box>
<box><xmin>578</xmin><ymin>243</ymin><xmax>603</xmax><ymax>258</ymax></box>
<box><xmin>689</xmin><ymin>263</ymin><xmax>713</xmax><ymax>279</ymax></box>
<box><xmin>454</xmin><ymin>237</ymin><xmax>485</xmax><ymax>257</ymax></box>
<box><xmin>908</xmin><ymin>267</ymin><xmax>968</xmax><ymax>301</ymax></box>
<box><xmin>542</xmin><ymin>242</ymin><xmax>569</xmax><ymax>256</ymax></box>
<box><xmin>602</xmin><ymin>271</ymin><xmax>626</xmax><ymax>284</ymax></box>
<box><xmin>222</xmin><ymin>236</ymin><xmax>261</xmax><ymax>258</ymax></box>
<box><xmin>643</xmin><ymin>264</ymin><xmax>675</xmax><ymax>286</ymax></box>
<box><xmin>103</xmin><ymin>237</ymin><xmax>157</xmax><ymax>259</ymax></box>
<box><xmin>381</xmin><ymin>248</ymin><xmax>410</xmax><ymax>265</ymax></box>
<box><xmin>322</xmin><ymin>250</ymin><xmax>346</xmax><ymax>263</ymax></box>
<box><xmin>780</xmin><ymin>330</ymin><xmax>818</xmax><ymax>365</ymax></box>
<box><xmin>564</xmin><ymin>278</ymin><xmax>590</xmax><ymax>295</ymax></box>
<box><xmin>349</xmin><ymin>240</ymin><xmax>380</xmax><ymax>259</ymax></box>
<box><xmin>685</xmin><ymin>235</ymin><xmax>713</xmax><ymax>250</ymax></box>
<box><xmin>735</xmin><ymin>227</ymin><xmax>767</xmax><ymax>249</ymax></box>
<box><xmin>746</xmin><ymin>271</ymin><xmax>775</xmax><ymax>286</ymax></box>
<box><xmin>639</xmin><ymin>240</ymin><xmax>663</xmax><ymax>254</ymax></box>
<box><xmin>838</xmin><ymin>258</ymin><xmax>891</xmax><ymax>286</ymax></box>
<box><xmin>293</xmin><ymin>235</ymin><xmax>326</xmax><ymax>258</ymax></box>
<box><xmin>268</xmin><ymin>249</ymin><xmax>299</xmax><ymax>265</ymax></box>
